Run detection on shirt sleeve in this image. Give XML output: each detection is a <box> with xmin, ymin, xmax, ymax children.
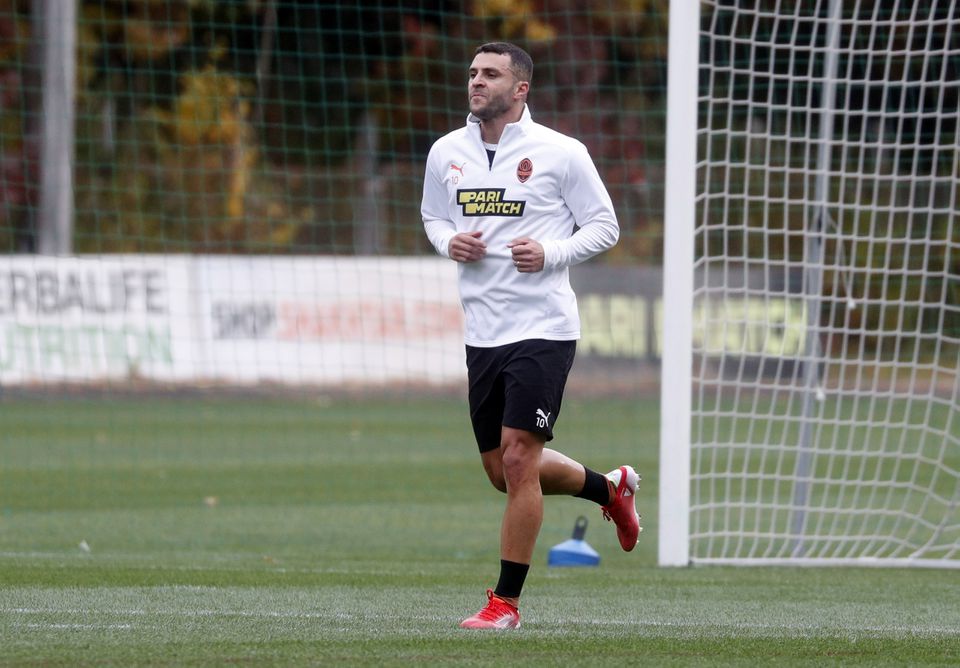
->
<box><xmin>540</xmin><ymin>142</ymin><xmax>620</xmax><ymax>270</ymax></box>
<box><xmin>421</xmin><ymin>145</ymin><xmax>456</xmax><ymax>259</ymax></box>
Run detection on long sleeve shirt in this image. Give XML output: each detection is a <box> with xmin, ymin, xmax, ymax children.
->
<box><xmin>422</xmin><ymin>105</ymin><xmax>619</xmax><ymax>347</ymax></box>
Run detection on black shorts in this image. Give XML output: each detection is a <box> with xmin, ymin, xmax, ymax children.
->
<box><xmin>466</xmin><ymin>339</ymin><xmax>577</xmax><ymax>453</ymax></box>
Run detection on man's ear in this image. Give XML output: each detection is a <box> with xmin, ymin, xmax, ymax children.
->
<box><xmin>515</xmin><ymin>80</ymin><xmax>530</xmax><ymax>99</ymax></box>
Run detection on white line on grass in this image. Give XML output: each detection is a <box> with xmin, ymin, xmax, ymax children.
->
<box><xmin>5</xmin><ymin>606</ymin><xmax>960</xmax><ymax>639</ymax></box>
<box><xmin>561</xmin><ymin>617</ymin><xmax>960</xmax><ymax>638</ymax></box>
<box><xmin>0</xmin><ymin>551</ymin><xmax>437</xmax><ymax>576</ymax></box>
<box><xmin>18</xmin><ymin>623</ymin><xmax>134</xmax><ymax>630</ymax></box>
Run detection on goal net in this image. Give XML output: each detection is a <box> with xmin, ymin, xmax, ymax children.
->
<box><xmin>661</xmin><ymin>0</ymin><xmax>960</xmax><ymax>566</ymax></box>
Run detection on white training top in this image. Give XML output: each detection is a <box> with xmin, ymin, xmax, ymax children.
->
<box><xmin>421</xmin><ymin>105</ymin><xmax>620</xmax><ymax>347</ymax></box>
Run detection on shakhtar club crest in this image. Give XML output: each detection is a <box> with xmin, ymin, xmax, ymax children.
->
<box><xmin>517</xmin><ymin>158</ymin><xmax>533</xmax><ymax>183</ymax></box>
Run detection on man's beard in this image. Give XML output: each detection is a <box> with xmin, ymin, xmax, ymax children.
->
<box><xmin>470</xmin><ymin>92</ymin><xmax>513</xmax><ymax>121</ymax></box>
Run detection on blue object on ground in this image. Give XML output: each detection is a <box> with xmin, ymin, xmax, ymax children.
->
<box><xmin>548</xmin><ymin>516</ymin><xmax>600</xmax><ymax>567</ymax></box>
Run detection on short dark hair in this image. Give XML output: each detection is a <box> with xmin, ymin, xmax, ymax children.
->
<box><xmin>475</xmin><ymin>42</ymin><xmax>533</xmax><ymax>83</ymax></box>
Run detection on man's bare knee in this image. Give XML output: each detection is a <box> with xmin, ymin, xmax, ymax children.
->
<box><xmin>500</xmin><ymin>442</ymin><xmax>540</xmax><ymax>489</ymax></box>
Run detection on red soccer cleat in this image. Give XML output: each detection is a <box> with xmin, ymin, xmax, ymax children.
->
<box><xmin>459</xmin><ymin>589</ymin><xmax>521</xmax><ymax>630</ymax></box>
<box><xmin>601</xmin><ymin>465</ymin><xmax>642</xmax><ymax>551</ymax></box>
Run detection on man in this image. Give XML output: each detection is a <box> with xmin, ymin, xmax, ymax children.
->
<box><xmin>421</xmin><ymin>42</ymin><xmax>641</xmax><ymax>630</ymax></box>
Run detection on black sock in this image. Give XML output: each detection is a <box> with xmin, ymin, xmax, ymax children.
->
<box><xmin>575</xmin><ymin>467</ymin><xmax>612</xmax><ymax>505</ymax></box>
<box><xmin>493</xmin><ymin>559</ymin><xmax>529</xmax><ymax>600</ymax></box>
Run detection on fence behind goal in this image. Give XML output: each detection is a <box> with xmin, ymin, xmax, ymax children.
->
<box><xmin>0</xmin><ymin>2</ymin><xmax>668</xmax><ymax>390</ymax></box>
<box><xmin>661</xmin><ymin>1</ymin><xmax>960</xmax><ymax>567</ymax></box>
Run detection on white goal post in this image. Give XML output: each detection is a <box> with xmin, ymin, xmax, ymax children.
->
<box><xmin>660</xmin><ymin>0</ymin><xmax>960</xmax><ymax>567</ymax></box>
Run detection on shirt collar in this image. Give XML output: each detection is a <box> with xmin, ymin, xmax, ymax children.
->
<box><xmin>466</xmin><ymin>104</ymin><xmax>533</xmax><ymax>132</ymax></box>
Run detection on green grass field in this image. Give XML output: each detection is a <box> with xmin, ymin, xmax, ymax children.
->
<box><xmin>1</xmin><ymin>394</ymin><xmax>958</xmax><ymax>666</ymax></box>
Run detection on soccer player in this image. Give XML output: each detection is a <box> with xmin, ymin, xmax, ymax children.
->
<box><xmin>421</xmin><ymin>42</ymin><xmax>641</xmax><ymax>630</ymax></box>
